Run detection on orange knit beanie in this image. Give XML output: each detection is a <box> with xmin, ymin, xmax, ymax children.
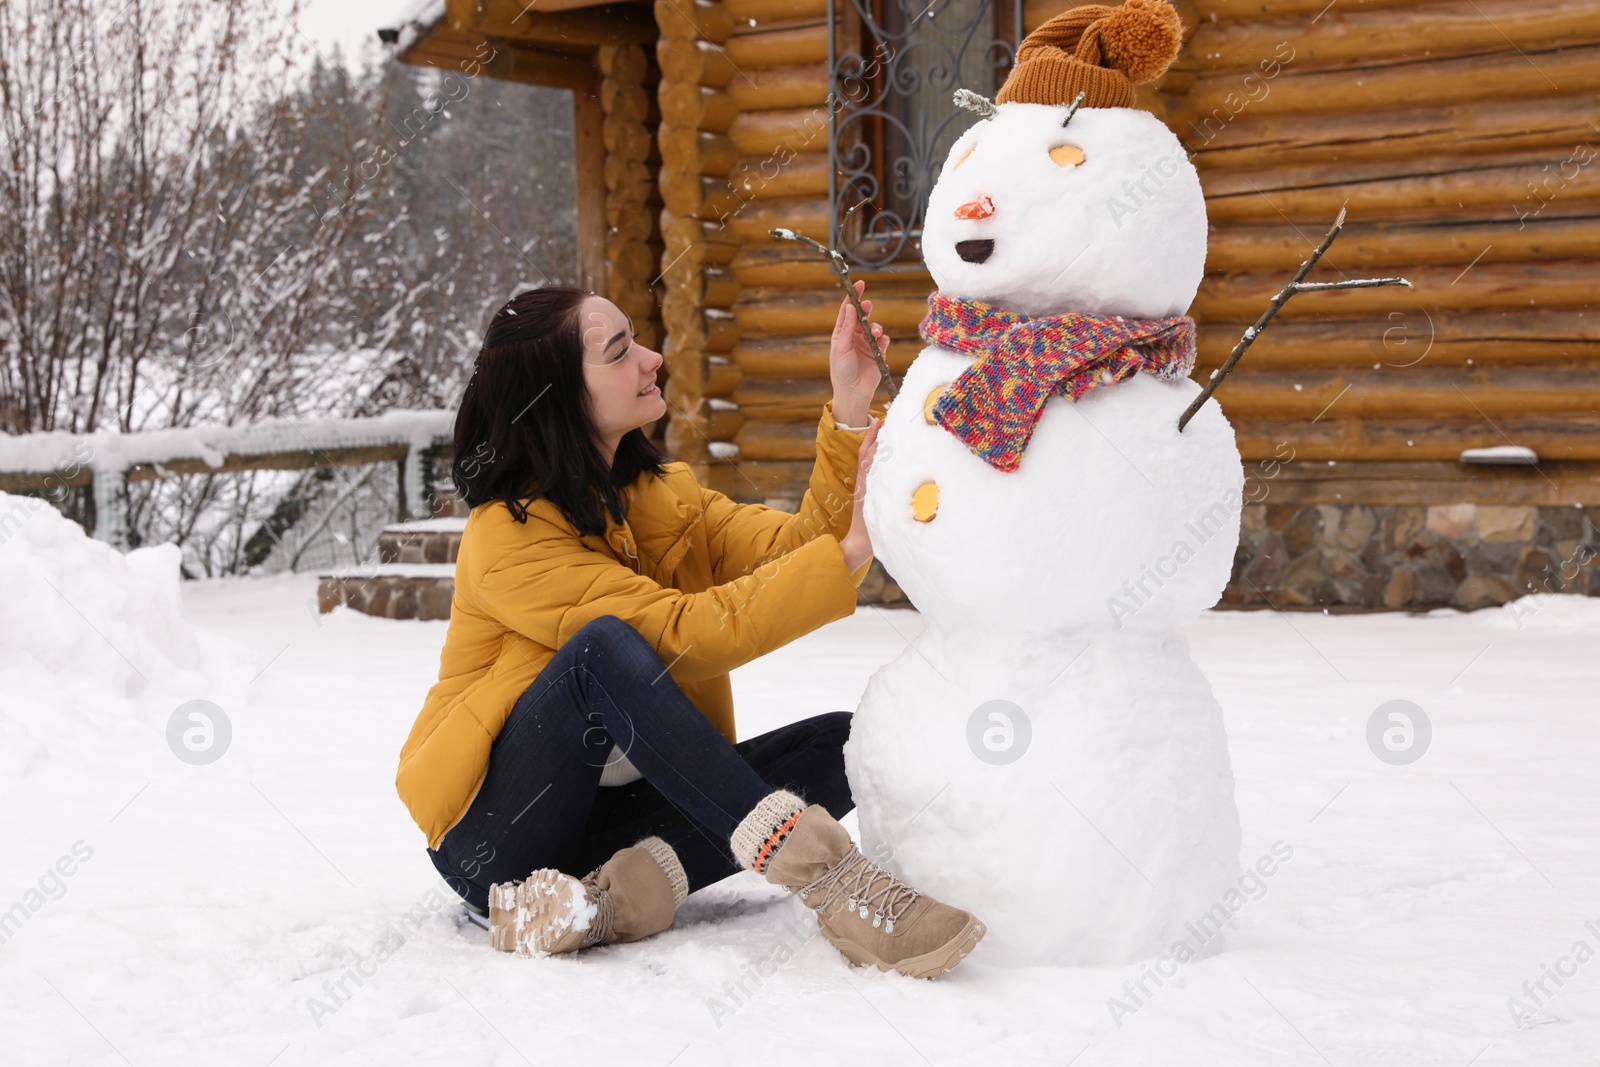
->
<box><xmin>996</xmin><ymin>0</ymin><xmax>1184</xmax><ymax>109</ymax></box>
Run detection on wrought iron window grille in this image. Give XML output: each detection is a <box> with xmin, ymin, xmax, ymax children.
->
<box><xmin>827</xmin><ymin>0</ymin><xmax>1023</xmax><ymax>270</ymax></box>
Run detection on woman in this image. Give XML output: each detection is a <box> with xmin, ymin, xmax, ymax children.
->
<box><xmin>396</xmin><ymin>283</ymin><xmax>985</xmax><ymax>980</ymax></box>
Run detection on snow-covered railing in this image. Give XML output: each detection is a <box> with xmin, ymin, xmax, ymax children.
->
<box><xmin>0</xmin><ymin>411</ymin><xmax>455</xmax><ymax>548</ymax></box>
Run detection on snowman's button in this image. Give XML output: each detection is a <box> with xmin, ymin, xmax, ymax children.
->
<box><xmin>911</xmin><ymin>481</ymin><xmax>939</xmax><ymax>522</ymax></box>
<box><xmin>1049</xmin><ymin>144</ymin><xmax>1086</xmax><ymax>167</ymax></box>
<box><xmin>923</xmin><ymin>383</ymin><xmax>951</xmax><ymax>424</ymax></box>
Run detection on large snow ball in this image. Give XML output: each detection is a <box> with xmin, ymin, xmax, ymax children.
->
<box><xmin>924</xmin><ymin>103</ymin><xmax>1206</xmax><ymax>320</ymax></box>
<box><xmin>865</xmin><ymin>365</ymin><xmax>1244</xmax><ymax>636</ymax></box>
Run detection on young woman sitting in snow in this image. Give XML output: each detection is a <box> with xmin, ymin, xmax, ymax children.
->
<box><xmin>395</xmin><ymin>284</ymin><xmax>986</xmax><ymax>980</ymax></box>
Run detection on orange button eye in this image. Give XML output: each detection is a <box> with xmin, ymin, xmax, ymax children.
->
<box><xmin>953</xmin><ymin>142</ymin><xmax>976</xmax><ymax>169</ymax></box>
<box><xmin>1049</xmin><ymin>144</ymin><xmax>1086</xmax><ymax>167</ymax></box>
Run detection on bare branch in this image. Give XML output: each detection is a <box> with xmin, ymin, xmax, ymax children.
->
<box><xmin>1177</xmin><ymin>205</ymin><xmax>1412</xmax><ymax>432</ymax></box>
<box><xmin>769</xmin><ymin>206</ymin><xmax>898</xmax><ymax>400</ymax></box>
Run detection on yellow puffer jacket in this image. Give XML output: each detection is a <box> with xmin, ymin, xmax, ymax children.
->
<box><xmin>397</xmin><ymin>400</ymin><xmax>879</xmax><ymax>849</ymax></box>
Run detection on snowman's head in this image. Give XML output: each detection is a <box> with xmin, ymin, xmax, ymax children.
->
<box><xmin>923</xmin><ymin>102</ymin><xmax>1205</xmax><ymax>320</ymax></box>
<box><xmin>923</xmin><ymin>0</ymin><xmax>1200</xmax><ymax>318</ymax></box>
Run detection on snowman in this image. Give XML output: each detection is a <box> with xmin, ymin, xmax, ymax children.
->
<box><xmin>843</xmin><ymin>0</ymin><xmax>1247</xmax><ymax>967</ymax></box>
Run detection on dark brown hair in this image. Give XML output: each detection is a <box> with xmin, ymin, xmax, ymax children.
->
<box><xmin>451</xmin><ymin>286</ymin><xmax>669</xmax><ymax>535</ymax></box>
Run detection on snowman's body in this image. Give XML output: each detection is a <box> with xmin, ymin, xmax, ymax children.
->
<box><xmin>844</xmin><ymin>103</ymin><xmax>1246</xmax><ymax>966</ymax></box>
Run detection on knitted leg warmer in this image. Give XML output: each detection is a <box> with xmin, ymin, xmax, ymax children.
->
<box><xmin>634</xmin><ymin>835</ymin><xmax>690</xmax><ymax>908</ymax></box>
<box><xmin>729</xmin><ymin>789</ymin><xmax>809</xmax><ymax>875</ymax></box>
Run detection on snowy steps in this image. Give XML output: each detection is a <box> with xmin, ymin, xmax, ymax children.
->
<box><xmin>315</xmin><ymin>497</ymin><xmax>466</xmax><ymax>621</ymax></box>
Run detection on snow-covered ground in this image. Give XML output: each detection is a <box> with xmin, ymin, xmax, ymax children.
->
<box><xmin>3</xmin><ymin>496</ymin><xmax>1598</xmax><ymax>1066</ymax></box>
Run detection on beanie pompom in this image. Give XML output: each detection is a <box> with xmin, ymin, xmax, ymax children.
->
<box><xmin>1095</xmin><ymin>0</ymin><xmax>1183</xmax><ymax>84</ymax></box>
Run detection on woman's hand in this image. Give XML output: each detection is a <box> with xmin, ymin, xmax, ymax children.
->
<box><xmin>830</xmin><ymin>280</ymin><xmax>890</xmax><ymax>426</ymax></box>
<box><xmin>841</xmin><ymin>416</ymin><xmax>883</xmax><ymax>573</ymax></box>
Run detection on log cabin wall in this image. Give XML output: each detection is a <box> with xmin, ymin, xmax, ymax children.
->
<box><xmin>660</xmin><ymin>0</ymin><xmax>1600</xmax><ymax>609</ymax></box>
<box><xmin>1142</xmin><ymin>0</ymin><xmax>1600</xmax><ymax>608</ymax></box>
<box><xmin>394</xmin><ymin>0</ymin><xmax>1600</xmax><ymax>610</ymax></box>
<box><xmin>656</xmin><ymin>0</ymin><xmax>929</xmax><ymax>503</ymax></box>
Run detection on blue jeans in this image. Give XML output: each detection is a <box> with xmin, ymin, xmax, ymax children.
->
<box><xmin>429</xmin><ymin>615</ymin><xmax>855</xmax><ymax>912</ymax></box>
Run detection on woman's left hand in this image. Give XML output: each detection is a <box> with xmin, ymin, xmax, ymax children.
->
<box><xmin>829</xmin><ymin>280</ymin><xmax>890</xmax><ymax>418</ymax></box>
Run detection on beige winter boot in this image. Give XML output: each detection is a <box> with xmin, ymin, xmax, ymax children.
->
<box><xmin>487</xmin><ymin>836</ymin><xmax>689</xmax><ymax>957</ymax></box>
<box><xmin>732</xmin><ymin>792</ymin><xmax>986</xmax><ymax>979</ymax></box>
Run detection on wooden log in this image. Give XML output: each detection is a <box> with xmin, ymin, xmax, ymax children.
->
<box><xmin>699</xmin><ymin>458</ymin><xmax>826</xmax><ymax>501</ymax></box>
<box><xmin>605</xmin><ymin>242</ymin><xmax>657</xmax><ymax>282</ymax></box>
<box><xmin>705</xmin><ymin>309</ymin><xmax>741</xmax><ymax>350</ymax></box>
<box><xmin>606</xmin><ymin>201</ymin><xmax>661</xmax><ymax>242</ymax></box>
<box><xmin>448</xmin><ymin>0</ymin><xmax>657</xmax><ymax>48</ymax></box>
<box><xmin>1192</xmin><ymin>94</ymin><xmax>1600</xmax><ymax>172</ymax></box>
<box><xmin>702</xmin><ymin>267</ymin><xmax>741</xmax><ymax>307</ymax></box>
<box><xmin>1194</xmin><ymin>310</ymin><xmax>1600</xmax><ymax>369</ymax></box>
<box><xmin>719</xmin><ymin>196</ymin><xmax>830</xmax><ymax>242</ymax></box>
<box><xmin>599</xmin><ymin>41</ymin><xmax>649</xmax><ymax>80</ymax></box>
<box><xmin>659</xmin><ymin>170</ymin><xmax>745</xmax><ymax>219</ymax></box>
<box><xmin>706</xmin><ymin>356</ymin><xmax>743</xmax><ymax>396</ymax></box>
<box><xmin>659</xmin><ymin>128</ymin><xmax>739</xmax><ymax>176</ymax></box>
<box><xmin>659</xmin><ymin>83</ymin><xmax>738</xmax><ymax>131</ymax></box>
<box><xmin>661</xmin><ymin>208</ymin><xmax>742</xmax><ymax>264</ymax></box>
<box><xmin>728</xmin><ymin>106</ymin><xmax>833</xmax><ymax>156</ymax></box>
<box><xmin>1185</xmin><ymin>366</ymin><xmax>1600</xmax><ymax>418</ymax></box>
<box><xmin>472</xmin><ymin>42</ymin><xmax>600</xmax><ymax>91</ymax></box>
<box><xmin>1178</xmin><ymin>0</ymin><xmax>1600</xmax><ymax>75</ymax></box>
<box><xmin>706</xmin><ymin>405</ymin><xmax>743</xmax><ymax>439</ymax></box>
<box><xmin>1203</xmin><ymin>155</ymin><xmax>1600</xmax><ymax>224</ymax></box>
<box><xmin>727</xmin><ymin>151</ymin><xmax>830</xmax><ymax>200</ymax></box>
<box><xmin>655</xmin><ymin>0</ymin><xmax>736</xmax><ymax>43</ymax></box>
<box><xmin>732</xmin><ymin>375</ymin><xmax>894</xmax><ymax>421</ymax></box>
<box><xmin>733</xmin><ymin>335</ymin><xmax>920</xmax><ymax>377</ymax></box>
<box><xmin>603</xmin><ymin>118</ymin><xmax>653</xmax><ymax>159</ymax></box>
<box><xmin>724</xmin><ymin>20</ymin><xmax>829</xmax><ymax>68</ymax></box>
<box><xmin>733</xmin><ymin>419</ymin><xmax>821</xmax><ymax>460</ymax></box>
<box><xmin>604</xmin><ymin>155</ymin><xmax>651</xmax><ymax>192</ymax></box>
<box><xmin>1183</xmin><ymin>42</ymin><xmax>1600</xmax><ymax>119</ymax></box>
<box><xmin>1227</xmin><ymin>414</ymin><xmax>1600</xmax><ymax>463</ymax></box>
<box><xmin>1191</xmin><ymin>0</ymin><xmax>1425</xmax><ymax>20</ymax></box>
<box><xmin>728</xmin><ymin>64</ymin><xmax>830</xmax><ymax>110</ymax></box>
<box><xmin>732</xmin><ymin>246</ymin><xmax>933</xmax><ymax>288</ymax></box>
<box><xmin>600</xmin><ymin>79</ymin><xmax>650</xmax><ymax>122</ymax></box>
<box><xmin>724</xmin><ymin>0</ymin><xmax>827</xmax><ymax>23</ymax></box>
<box><xmin>732</xmin><ymin>284</ymin><xmax>931</xmax><ymax>337</ymax></box>
<box><xmin>656</xmin><ymin>37</ymin><xmax>738</xmax><ymax>87</ymax></box>
<box><xmin>1205</xmin><ymin>218</ymin><xmax>1600</xmax><ymax>273</ymax></box>
<box><xmin>1219</xmin><ymin>459</ymin><xmax>1600</xmax><ymax>507</ymax></box>
<box><xmin>663</xmin><ymin>311</ymin><xmax>709</xmax><ymax>358</ymax></box>
<box><xmin>1195</xmin><ymin>261</ymin><xmax>1600</xmax><ymax>319</ymax></box>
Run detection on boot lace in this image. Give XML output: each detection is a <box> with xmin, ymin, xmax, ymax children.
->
<box><xmin>795</xmin><ymin>844</ymin><xmax>920</xmax><ymax>933</ymax></box>
<box><xmin>577</xmin><ymin>868</ymin><xmax>616</xmax><ymax>948</ymax></box>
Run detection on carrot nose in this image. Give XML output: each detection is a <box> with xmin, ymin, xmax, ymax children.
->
<box><xmin>954</xmin><ymin>196</ymin><xmax>995</xmax><ymax>220</ymax></box>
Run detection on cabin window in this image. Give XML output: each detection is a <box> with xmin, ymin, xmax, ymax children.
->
<box><xmin>828</xmin><ymin>0</ymin><xmax>1022</xmax><ymax>269</ymax></box>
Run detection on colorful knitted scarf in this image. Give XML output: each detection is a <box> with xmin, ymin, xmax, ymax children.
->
<box><xmin>918</xmin><ymin>294</ymin><xmax>1197</xmax><ymax>473</ymax></box>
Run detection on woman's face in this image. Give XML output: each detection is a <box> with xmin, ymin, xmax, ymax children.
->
<box><xmin>578</xmin><ymin>296</ymin><xmax>666</xmax><ymax>450</ymax></box>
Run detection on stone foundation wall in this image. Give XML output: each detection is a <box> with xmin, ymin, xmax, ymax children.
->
<box><xmin>1227</xmin><ymin>503</ymin><xmax>1598</xmax><ymax>611</ymax></box>
<box><xmin>317</xmin><ymin>575</ymin><xmax>453</xmax><ymax>621</ymax></box>
<box><xmin>851</xmin><ymin>504</ymin><xmax>1600</xmax><ymax>613</ymax></box>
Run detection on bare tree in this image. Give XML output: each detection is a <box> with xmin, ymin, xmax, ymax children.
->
<box><xmin>0</xmin><ymin>0</ymin><xmax>396</xmax><ymax>436</ymax></box>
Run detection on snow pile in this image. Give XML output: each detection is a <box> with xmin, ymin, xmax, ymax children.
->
<box><xmin>0</xmin><ymin>491</ymin><xmax>253</xmax><ymax>779</ymax></box>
